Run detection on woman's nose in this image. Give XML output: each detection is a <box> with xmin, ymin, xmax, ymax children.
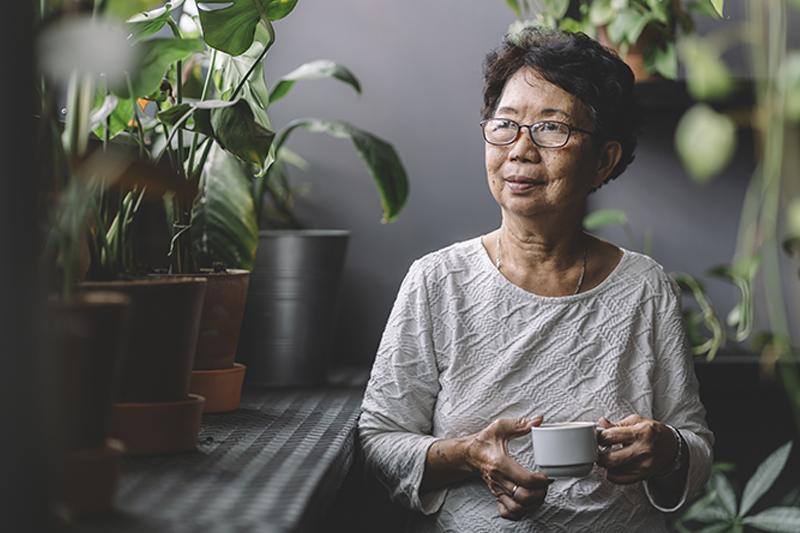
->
<box><xmin>508</xmin><ymin>128</ymin><xmax>541</xmax><ymax>163</ymax></box>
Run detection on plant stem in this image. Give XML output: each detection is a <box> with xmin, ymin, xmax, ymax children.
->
<box><xmin>231</xmin><ymin>20</ymin><xmax>275</xmax><ymax>101</ymax></box>
<box><xmin>189</xmin><ymin>48</ymin><xmax>217</xmax><ymax>180</ymax></box>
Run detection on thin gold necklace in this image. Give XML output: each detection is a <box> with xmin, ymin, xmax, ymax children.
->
<box><xmin>496</xmin><ymin>232</ymin><xmax>587</xmax><ymax>295</ymax></box>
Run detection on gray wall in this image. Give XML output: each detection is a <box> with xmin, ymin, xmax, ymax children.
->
<box><xmin>261</xmin><ymin>0</ymin><xmax>798</xmax><ymax>367</ymax></box>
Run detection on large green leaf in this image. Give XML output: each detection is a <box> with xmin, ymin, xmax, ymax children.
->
<box><xmin>91</xmin><ymin>93</ymin><xmax>135</xmax><ymax>140</ymax></box>
<box><xmin>191</xmin><ymin>144</ymin><xmax>258</xmax><ymax>270</ymax></box>
<box><xmin>269</xmin><ymin>60</ymin><xmax>361</xmax><ymax>105</ymax></box>
<box><xmin>711</xmin><ymin>470</ymin><xmax>739</xmax><ymax>519</ymax></box>
<box><xmin>119</xmin><ymin>38</ymin><xmax>204</xmax><ymax>99</ymax></box>
<box><xmin>198</xmin><ymin>0</ymin><xmax>298</xmax><ymax>56</ymax></box>
<box><xmin>647</xmin><ymin>41</ymin><xmax>678</xmax><ymax>80</ymax></box>
<box><xmin>104</xmin><ymin>0</ymin><xmax>164</xmax><ymax>20</ymax></box>
<box><xmin>157</xmin><ymin>99</ymin><xmax>274</xmax><ymax>168</ymax></box>
<box><xmin>739</xmin><ymin>442</ymin><xmax>793</xmax><ymax>516</ymax></box>
<box><xmin>607</xmin><ymin>8</ymin><xmax>647</xmax><ymax>46</ymax></box>
<box><xmin>126</xmin><ymin>1</ymin><xmax>186</xmax><ymax>42</ymax></box>
<box><xmin>742</xmin><ymin>507</ymin><xmax>800</xmax><ymax>533</ymax></box>
<box><xmin>214</xmin><ymin>26</ymin><xmax>272</xmax><ymax>130</ymax></box>
<box><xmin>276</xmin><ymin>119</ymin><xmax>409</xmax><ymax>223</ymax></box>
<box><xmin>675</xmin><ymin>103</ymin><xmax>736</xmax><ymax>183</ymax></box>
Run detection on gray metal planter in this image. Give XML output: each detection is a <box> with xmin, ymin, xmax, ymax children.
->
<box><xmin>236</xmin><ymin>230</ymin><xmax>350</xmax><ymax>385</ymax></box>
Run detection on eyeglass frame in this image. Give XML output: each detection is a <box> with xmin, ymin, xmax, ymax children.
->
<box><xmin>479</xmin><ymin>118</ymin><xmax>595</xmax><ymax>148</ymax></box>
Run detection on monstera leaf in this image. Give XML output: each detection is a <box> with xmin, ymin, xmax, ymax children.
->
<box><xmin>126</xmin><ymin>1</ymin><xmax>186</xmax><ymax>42</ymax></box>
<box><xmin>198</xmin><ymin>0</ymin><xmax>299</xmax><ymax>56</ymax></box>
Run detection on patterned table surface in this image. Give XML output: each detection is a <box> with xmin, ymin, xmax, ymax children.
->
<box><xmin>75</xmin><ymin>385</ymin><xmax>364</xmax><ymax>533</ymax></box>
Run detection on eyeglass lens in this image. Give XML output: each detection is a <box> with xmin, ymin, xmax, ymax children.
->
<box><xmin>482</xmin><ymin>119</ymin><xmax>570</xmax><ymax>147</ymax></box>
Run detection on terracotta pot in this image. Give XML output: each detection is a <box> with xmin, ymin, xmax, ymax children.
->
<box><xmin>46</xmin><ymin>292</ymin><xmax>131</xmax><ymax>516</ymax></box>
<box><xmin>59</xmin><ymin>438</ymin><xmax>125</xmax><ymax>517</ymax></box>
<box><xmin>47</xmin><ymin>291</ymin><xmax>131</xmax><ymax>450</ymax></box>
<box><xmin>107</xmin><ymin>395</ymin><xmax>205</xmax><ymax>455</ymax></box>
<box><xmin>190</xmin><ymin>269</ymin><xmax>250</xmax><ymax>370</ymax></box>
<box><xmin>81</xmin><ymin>277</ymin><xmax>207</xmax><ymax>403</ymax></box>
<box><xmin>156</xmin><ymin>270</ymin><xmax>250</xmax><ymax>412</ymax></box>
<box><xmin>598</xmin><ymin>24</ymin><xmax>666</xmax><ymax>82</ymax></box>
<box><xmin>189</xmin><ymin>363</ymin><xmax>246</xmax><ymax>413</ymax></box>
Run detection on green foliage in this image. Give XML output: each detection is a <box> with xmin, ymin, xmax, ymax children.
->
<box><xmin>157</xmin><ymin>99</ymin><xmax>275</xmax><ymax>168</ymax></box>
<box><xmin>198</xmin><ymin>0</ymin><xmax>298</xmax><ymax>56</ymax></box>
<box><xmin>673</xmin><ymin>442</ymin><xmax>800</xmax><ymax>533</ymax></box>
<box><xmin>502</xmin><ymin>0</ymin><xmax>725</xmax><ymax>79</ymax></box>
<box><xmin>675</xmin><ymin>103</ymin><xmax>736</xmax><ymax>184</ymax></box>
<box><xmin>269</xmin><ymin>60</ymin><xmax>361</xmax><ymax>105</ymax></box>
<box><xmin>273</xmin><ymin>119</ymin><xmax>409</xmax><ymax>224</ymax></box>
<box><xmin>191</xmin><ymin>145</ymin><xmax>258</xmax><ymax>270</ymax></box>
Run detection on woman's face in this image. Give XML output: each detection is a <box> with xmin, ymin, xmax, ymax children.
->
<box><xmin>485</xmin><ymin>68</ymin><xmax>619</xmax><ymax>223</ymax></box>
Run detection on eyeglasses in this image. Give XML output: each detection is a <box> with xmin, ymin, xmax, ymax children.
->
<box><xmin>480</xmin><ymin>118</ymin><xmax>594</xmax><ymax>148</ymax></box>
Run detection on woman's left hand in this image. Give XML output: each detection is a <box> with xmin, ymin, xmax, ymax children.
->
<box><xmin>596</xmin><ymin>415</ymin><xmax>678</xmax><ymax>485</ymax></box>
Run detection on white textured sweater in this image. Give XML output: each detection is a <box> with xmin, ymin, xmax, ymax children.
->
<box><xmin>359</xmin><ymin>237</ymin><xmax>713</xmax><ymax>532</ymax></box>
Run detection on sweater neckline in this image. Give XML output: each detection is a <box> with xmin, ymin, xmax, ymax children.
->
<box><xmin>471</xmin><ymin>236</ymin><xmax>631</xmax><ymax>301</ymax></box>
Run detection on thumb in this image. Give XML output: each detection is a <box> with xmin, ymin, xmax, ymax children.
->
<box><xmin>598</xmin><ymin>417</ymin><xmax>615</xmax><ymax>429</ymax></box>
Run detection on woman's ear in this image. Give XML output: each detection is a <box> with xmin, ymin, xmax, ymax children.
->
<box><xmin>592</xmin><ymin>141</ymin><xmax>623</xmax><ymax>189</ymax></box>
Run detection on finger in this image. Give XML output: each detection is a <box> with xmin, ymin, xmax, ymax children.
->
<box><xmin>495</xmin><ymin>490</ymin><xmax>546</xmax><ymax>521</ymax></box>
<box><xmin>611</xmin><ymin>414</ymin><xmax>646</xmax><ymax>427</ymax></box>
<box><xmin>598</xmin><ymin>425</ymin><xmax>640</xmax><ymax>446</ymax></box>
<box><xmin>488</xmin><ymin>417</ymin><xmax>538</xmax><ymax>443</ymax></box>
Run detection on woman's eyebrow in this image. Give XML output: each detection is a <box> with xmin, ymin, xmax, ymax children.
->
<box><xmin>540</xmin><ymin>107</ymin><xmax>571</xmax><ymax>119</ymax></box>
<box><xmin>496</xmin><ymin>106</ymin><xmax>572</xmax><ymax>119</ymax></box>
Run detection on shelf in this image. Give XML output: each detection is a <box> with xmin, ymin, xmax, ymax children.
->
<box><xmin>73</xmin><ymin>385</ymin><xmax>364</xmax><ymax>533</ymax></box>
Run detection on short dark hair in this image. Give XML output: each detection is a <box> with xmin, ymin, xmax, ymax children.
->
<box><xmin>482</xmin><ymin>28</ymin><xmax>645</xmax><ymax>185</ymax></box>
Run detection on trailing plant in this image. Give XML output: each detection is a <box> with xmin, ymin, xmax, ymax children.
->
<box><xmin>501</xmin><ymin>0</ymin><xmax>725</xmax><ymax>79</ymax></box>
<box><xmin>673</xmin><ymin>0</ymin><xmax>800</xmax><ymax>433</ymax></box>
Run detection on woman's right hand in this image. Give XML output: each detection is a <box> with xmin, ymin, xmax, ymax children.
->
<box><xmin>466</xmin><ymin>415</ymin><xmax>551</xmax><ymax>520</ymax></box>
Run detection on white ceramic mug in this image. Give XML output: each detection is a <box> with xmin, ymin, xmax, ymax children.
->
<box><xmin>531</xmin><ymin>422</ymin><xmax>604</xmax><ymax>479</ymax></box>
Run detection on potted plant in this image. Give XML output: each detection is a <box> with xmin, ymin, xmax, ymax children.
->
<box><xmin>36</xmin><ymin>0</ymin><xmax>214</xmax><ymax>456</ymax></box>
<box><xmin>141</xmin><ymin>0</ymin><xmax>410</xmax><ymax>386</ymax></box>
<box><xmin>501</xmin><ymin>0</ymin><xmax>725</xmax><ymax>80</ymax></box>
<box><xmin>101</xmin><ymin>0</ymin><xmax>408</xmax><ymax>390</ymax></box>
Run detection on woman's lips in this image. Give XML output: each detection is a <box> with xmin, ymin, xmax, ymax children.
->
<box><xmin>504</xmin><ymin>177</ymin><xmax>543</xmax><ymax>192</ymax></box>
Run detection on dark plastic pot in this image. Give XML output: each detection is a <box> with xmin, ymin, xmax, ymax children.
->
<box><xmin>237</xmin><ymin>230</ymin><xmax>350</xmax><ymax>385</ymax></box>
<box><xmin>81</xmin><ymin>277</ymin><xmax>207</xmax><ymax>403</ymax></box>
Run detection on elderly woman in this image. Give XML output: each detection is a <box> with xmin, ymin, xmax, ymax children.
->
<box><xmin>358</xmin><ymin>28</ymin><xmax>713</xmax><ymax>532</ymax></box>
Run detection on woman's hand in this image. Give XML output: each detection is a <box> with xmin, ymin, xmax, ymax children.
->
<box><xmin>421</xmin><ymin>415</ymin><xmax>551</xmax><ymax>521</ymax></box>
<box><xmin>466</xmin><ymin>415</ymin><xmax>551</xmax><ymax>521</ymax></box>
<box><xmin>596</xmin><ymin>415</ymin><xmax>678</xmax><ymax>485</ymax></box>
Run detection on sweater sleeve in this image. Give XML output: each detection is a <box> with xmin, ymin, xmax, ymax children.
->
<box><xmin>358</xmin><ymin>260</ymin><xmax>447</xmax><ymax>514</ymax></box>
<box><xmin>643</xmin><ymin>276</ymin><xmax>714</xmax><ymax>512</ymax></box>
